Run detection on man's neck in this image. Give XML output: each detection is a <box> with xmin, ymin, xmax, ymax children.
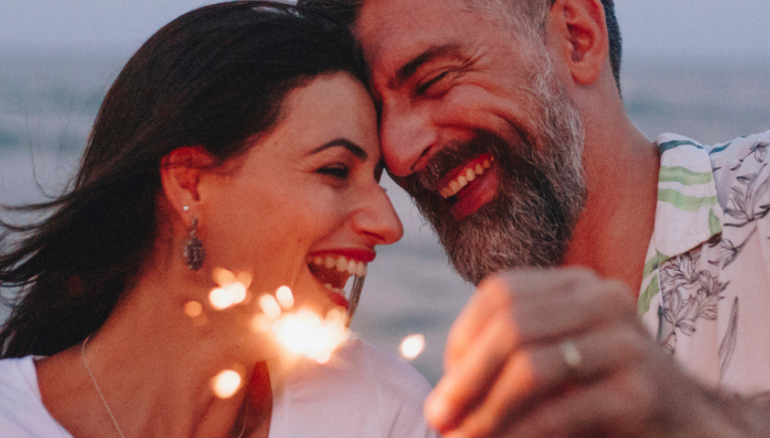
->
<box><xmin>562</xmin><ymin>114</ymin><xmax>660</xmax><ymax>297</ymax></box>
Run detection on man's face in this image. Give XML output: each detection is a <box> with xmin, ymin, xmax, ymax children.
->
<box><xmin>356</xmin><ymin>0</ymin><xmax>587</xmax><ymax>284</ymax></box>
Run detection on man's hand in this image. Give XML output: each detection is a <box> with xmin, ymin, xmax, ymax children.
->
<box><xmin>424</xmin><ymin>267</ymin><xmax>760</xmax><ymax>437</ymax></box>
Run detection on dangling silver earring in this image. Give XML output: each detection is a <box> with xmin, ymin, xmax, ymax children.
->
<box><xmin>183</xmin><ymin>217</ymin><xmax>205</xmax><ymax>271</ymax></box>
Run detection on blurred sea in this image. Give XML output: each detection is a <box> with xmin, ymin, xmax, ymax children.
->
<box><xmin>1</xmin><ymin>50</ymin><xmax>769</xmax><ymax>384</ymax></box>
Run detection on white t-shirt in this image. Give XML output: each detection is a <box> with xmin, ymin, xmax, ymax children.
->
<box><xmin>0</xmin><ymin>339</ymin><xmax>437</xmax><ymax>437</ymax></box>
<box><xmin>0</xmin><ymin>355</ymin><xmax>72</xmax><ymax>437</ymax></box>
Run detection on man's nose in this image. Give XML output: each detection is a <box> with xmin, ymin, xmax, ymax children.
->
<box><xmin>379</xmin><ymin>100</ymin><xmax>438</xmax><ymax>178</ymax></box>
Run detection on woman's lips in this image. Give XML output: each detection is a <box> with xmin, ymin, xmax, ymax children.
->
<box><xmin>324</xmin><ymin>287</ymin><xmax>350</xmax><ymax>310</ymax></box>
<box><xmin>306</xmin><ymin>250</ymin><xmax>373</xmax><ymax>310</ymax></box>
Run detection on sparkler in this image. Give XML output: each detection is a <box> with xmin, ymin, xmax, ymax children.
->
<box><xmin>194</xmin><ymin>269</ymin><xmax>363</xmax><ymax>397</ymax></box>
<box><xmin>195</xmin><ymin>268</ymin><xmax>355</xmax><ymax>364</ymax></box>
<box><xmin>256</xmin><ymin>287</ymin><xmax>350</xmax><ymax>364</ymax></box>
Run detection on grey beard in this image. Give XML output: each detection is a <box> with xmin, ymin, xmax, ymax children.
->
<box><xmin>404</xmin><ymin>70</ymin><xmax>586</xmax><ymax>284</ymax></box>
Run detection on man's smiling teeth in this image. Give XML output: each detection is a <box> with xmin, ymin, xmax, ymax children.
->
<box><xmin>309</xmin><ymin>255</ymin><xmax>368</xmax><ymax>277</ymax></box>
<box><xmin>439</xmin><ymin>156</ymin><xmax>495</xmax><ymax>199</ymax></box>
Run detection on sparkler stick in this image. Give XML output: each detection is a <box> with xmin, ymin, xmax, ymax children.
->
<box><xmin>346</xmin><ymin>274</ymin><xmax>365</xmax><ymax>326</ymax></box>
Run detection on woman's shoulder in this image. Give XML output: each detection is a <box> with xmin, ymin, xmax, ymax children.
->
<box><xmin>0</xmin><ymin>356</ymin><xmax>73</xmax><ymax>437</ymax></box>
<box><xmin>0</xmin><ymin>355</ymin><xmax>37</xmax><ymax>393</ymax></box>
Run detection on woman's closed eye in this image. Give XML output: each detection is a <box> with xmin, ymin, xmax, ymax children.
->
<box><xmin>318</xmin><ymin>164</ymin><xmax>351</xmax><ymax>180</ymax></box>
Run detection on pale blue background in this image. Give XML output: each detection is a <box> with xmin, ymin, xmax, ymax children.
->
<box><xmin>1</xmin><ymin>1</ymin><xmax>769</xmax><ymax>63</ymax></box>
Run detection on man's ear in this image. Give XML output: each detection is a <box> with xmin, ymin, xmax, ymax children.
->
<box><xmin>547</xmin><ymin>0</ymin><xmax>609</xmax><ymax>86</ymax></box>
<box><xmin>160</xmin><ymin>146</ymin><xmax>215</xmax><ymax>222</ymax></box>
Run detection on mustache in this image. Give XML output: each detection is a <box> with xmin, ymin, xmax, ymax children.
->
<box><xmin>403</xmin><ymin>130</ymin><xmax>538</xmax><ymax>198</ymax></box>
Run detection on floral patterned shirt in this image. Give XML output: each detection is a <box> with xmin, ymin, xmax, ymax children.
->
<box><xmin>639</xmin><ymin>131</ymin><xmax>770</xmax><ymax>397</ymax></box>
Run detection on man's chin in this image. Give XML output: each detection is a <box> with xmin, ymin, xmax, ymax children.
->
<box><xmin>433</xmin><ymin>182</ymin><xmax>577</xmax><ymax>284</ymax></box>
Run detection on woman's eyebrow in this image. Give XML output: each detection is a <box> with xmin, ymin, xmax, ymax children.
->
<box><xmin>308</xmin><ymin>139</ymin><xmax>368</xmax><ymax>161</ymax></box>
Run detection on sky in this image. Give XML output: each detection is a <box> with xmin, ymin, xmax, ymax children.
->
<box><xmin>1</xmin><ymin>0</ymin><xmax>769</xmax><ymax>63</ymax></box>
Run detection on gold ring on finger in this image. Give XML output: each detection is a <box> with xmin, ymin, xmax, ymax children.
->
<box><xmin>559</xmin><ymin>339</ymin><xmax>582</xmax><ymax>377</ymax></box>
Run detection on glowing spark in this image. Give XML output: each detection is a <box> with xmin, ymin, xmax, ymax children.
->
<box><xmin>235</xmin><ymin>271</ymin><xmax>253</xmax><ymax>289</ymax></box>
<box><xmin>183</xmin><ymin>301</ymin><xmax>203</xmax><ymax>317</ymax></box>
<box><xmin>209</xmin><ymin>287</ymin><xmax>235</xmax><ymax>310</ymax></box>
<box><xmin>400</xmin><ymin>334</ymin><xmax>426</xmax><ymax>361</ymax></box>
<box><xmin>229</xmin><ymin>282</ymin><xmax>247</xmax><ymax>304</ymax></box>
<box><xmin>276</xmin><ymin>285</ymin><xmax>294</xmax><ymax>309</ymax></box>
<box><xmin>212</xmin><ymin>370</ymin><xmax>242</xmax><ymax>399</ymax></box>
<box><xmin>259</xmin><ymin>294</ymin><xmax>282</xmax><ymax>320</ymax></box>
<box><xmin>250</xmin><ymin>286</ymin><xmax>350</xmax><ymax>364</ymax></box>
<box><xmin>208</xmin><ymin>269</ymin><xmax>252</xmax><ymax>310</ymax></box>
<box><xmin>271</xmin><ymin>308</ymin><xmax>349</xmax><ymax>364</ymax></box>
<box><xmin>326</xmin><ymin>307</ymin><xmax>346</xmax><ymax>322</ymax></box>
<box><xmin>212</xmin><ymin>268</ymin><xmax>236</xmax><ymax>286</ymax></box>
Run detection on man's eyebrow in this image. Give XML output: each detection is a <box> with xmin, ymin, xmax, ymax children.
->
<box><xmin>308</xmin><ymin>139</ymin><xmax>368</xmax><ymax>161</ymax></box>
<box><xmin>389</xmin><ymin>44</ymin><xmax>461</xmax><ymax>90</ymax></box>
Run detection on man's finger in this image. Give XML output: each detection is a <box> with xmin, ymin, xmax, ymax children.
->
<box><xmin>444</xmin><ymin>276</ymin><xmax>515</xmax><ymax>369</ymax></box>
<box><xmin>426</xmin><ymin>311</ymin><xmax>519</xmax><ymax>431</ymax></box>
<box><xmin>433</xmin><ymin>325</ymin><xmax>651</xmax><ymax>437</ymax></box>
<box><xmin>500</xmin><ymin>369</ymin><xmax>656</xmax><ymax>438</ymax></box>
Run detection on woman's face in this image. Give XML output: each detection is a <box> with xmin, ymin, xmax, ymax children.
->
<box><xmin>198</xmin><ymin>72</ymin><xmax>403</xmax><ymax>314</ymax></box>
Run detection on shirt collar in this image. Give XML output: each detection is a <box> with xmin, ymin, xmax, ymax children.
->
<box><xmin>651</xmin><ymin>133</ymin><xmax>724</xmax><ymax>259</ymax></box>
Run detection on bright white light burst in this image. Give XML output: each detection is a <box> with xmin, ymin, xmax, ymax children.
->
<box><xmin>271</xmin><ymin>308</ymin><xmax>349</xmax><ymax>364</ymax></box>
<box><xmin>208</xmin><ymin>269</ymin><xmax>251</xmax><ymax>310</ymax></box>
<box><xmin>400</xmin><ymin>334</ymin><xmax>426</xmax><ymax>361</ymax></box>
<box><xmin>212</xmin><ymin>369</ymin><xmax>242</xmax><ymax>399</ymax></box>
<box><xmin>276</xmin><ymin>285</ymin><xmax>295</xmax><ymax>309</ymax></box>
<box><xmin>258</xmin><ymin>294</ymin><xmax>282</xmax><ymax>321</ymax></box>
<box><xmin>254</xmin><ymin>286</ymin><xmax>350</xmax><ymax>364</ymax></box>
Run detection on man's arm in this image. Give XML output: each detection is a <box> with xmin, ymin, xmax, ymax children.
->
<box><xmin>425</xmin><ymin>268</ymin><xmax>770</xmax><ymax>438</ymax></box>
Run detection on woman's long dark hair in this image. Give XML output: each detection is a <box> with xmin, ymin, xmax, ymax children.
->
<box><xmin>0</xmin><ymin>1</ymin><xmax>367</xmax><ymax>358</ymax></box>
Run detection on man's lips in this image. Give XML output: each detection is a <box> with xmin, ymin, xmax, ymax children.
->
<box><xmin>434</xmin><ymin>153</ymin><xmax>499</xmax><ymax>220</ymax></box>
<box><xmin>437</xmin><ymin>154</ymin><xmax>495</xmax><ymax>198</ymax></box>
<box><xmin>450</xmin><ymin>164</ymin><xmax>500</xmax><ymax>220</ymax></box>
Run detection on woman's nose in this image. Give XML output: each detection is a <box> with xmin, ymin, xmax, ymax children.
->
<box><xmin>352</xmin><ymin>184</ymin><xmax>404</xmax><ymax>245</ymax></box>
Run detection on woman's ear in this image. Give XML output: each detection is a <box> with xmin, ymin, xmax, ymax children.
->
<box><xmin>547</xmin><ymin>0</ymin><xmax>609</xmax><ymax>86</ymax></box>
<box><xmin>160</xmin><ymin>146</ymin><xmax>215</xmax><ymax>222</ymax></box>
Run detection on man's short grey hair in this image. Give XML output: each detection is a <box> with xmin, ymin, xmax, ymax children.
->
<box><xmin>297</xmin><ymin>0</ymin><xmax>622</xmax><ymax>91</ymax></box>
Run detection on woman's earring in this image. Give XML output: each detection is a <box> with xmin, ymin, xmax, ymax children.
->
<box><xmin>183</xmin><ymin>217</ymin><xmax>205</xmax><ymax>271</ymax></box>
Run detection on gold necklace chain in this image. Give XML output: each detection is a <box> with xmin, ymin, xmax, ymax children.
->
<box><xmin>81</xmin><ymin>334</ymin><xmax>249</xmax><ymax>438</ymax></box>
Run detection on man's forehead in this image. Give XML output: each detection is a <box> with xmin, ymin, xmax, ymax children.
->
<box><xmin>354</xmin><ymin>0</ymin><xmax>467</xmax><ymax>79</ymax></box>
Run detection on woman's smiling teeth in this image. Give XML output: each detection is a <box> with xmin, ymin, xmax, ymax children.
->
<box><xmin>439</xmin><ymin>156</ymin><xmax>495</xmax><ymax>199</ymax></box>
<box><xmin>307</xmin><ymin>254</ymin><xmax>367</xmax><ymax>294</ymax></box>
<box><xmin>310</xmin><ymin>255</ymin><xmax>367</xmax><ymax>276</ymax></box>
